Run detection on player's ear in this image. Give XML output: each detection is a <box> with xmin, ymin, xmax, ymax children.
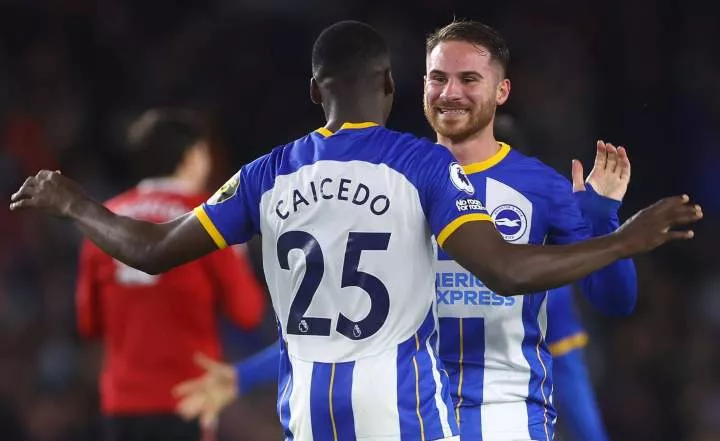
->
<box><xmin>310</xmin><ymin>77</ymin><xmax>322</xmax><ymax>105</ymax></box>
<box><xmin>384</xmin><ymin>69</ymin><xmax>395</xmax><ymax>97</ymax></box>
<box><xmin>496</xmin><ymin>78</ymin><xmax>511</xmax><ymax>105</ymax></box>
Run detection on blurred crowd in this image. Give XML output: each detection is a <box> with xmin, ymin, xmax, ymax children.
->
<box><xmin>0</xmin><ymin>0</ymin><xmax>718</xmax><ymax>440</ymax></box>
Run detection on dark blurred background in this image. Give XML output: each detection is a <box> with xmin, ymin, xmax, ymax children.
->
<box><xmin>1</xmin><ymin>0</ymin><xmax>719</xmax><ymax>440</ymax></box>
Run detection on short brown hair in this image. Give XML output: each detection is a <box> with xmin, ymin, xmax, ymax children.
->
<box><xmin>426</xmin><ymin>20</ymin><xmax>510</xmax><ymax>76</ymax></box>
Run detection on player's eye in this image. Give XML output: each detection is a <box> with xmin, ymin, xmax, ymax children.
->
<box><xmin>428</xmin><ymin>75</ymin><xmax>446</xmax><ymax>84</ymax></box>
<box><xmin>462</xmin><ymin>76</ymin><xmax>479</xmax><ymax>83</ymax></box>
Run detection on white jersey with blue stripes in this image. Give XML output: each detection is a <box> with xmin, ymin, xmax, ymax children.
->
<box><xmin>436</xmin><ymin>143</ymin><xmax>599</xmax><ymax>441</ymax></box>
<box><xmin>195</xmin><ymin>122</ymin><xmax>492</xmax><ymax>441</ymax></box>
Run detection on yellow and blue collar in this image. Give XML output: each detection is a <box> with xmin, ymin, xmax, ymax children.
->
<box><xmin>314</xmin><ymin>122</ymin><xmax>379</xmax><ymax>137</ymax></box>
<box><xmin>462</xmin><ymin>142</ymin><xmax>511</xmax><ymax>174</ymax></box>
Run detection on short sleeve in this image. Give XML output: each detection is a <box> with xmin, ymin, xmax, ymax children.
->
<box><xmin>547</xmin><ymin>174</ymin><xmax>591</xmax><ymax>245</ymax></box>
<box><xmin>414</xmin><ymin>143</ymin><xmax>492</xmax><ymax>247</ymax></box>
<box><xmin>546</xmin><ymin>286</ymin><xmax>588</xmax><ymax>357</ymax></box>
<box><xmin>194</xmin><ymin>155</ymin><xmax>270</xmax><ymax>248</ymax></box>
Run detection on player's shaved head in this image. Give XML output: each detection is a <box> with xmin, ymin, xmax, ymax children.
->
<box><xmin>310</xmin><ymin>20</ymin><xmax>395</xmax><ymax>128</ymax></box>
<box><xmin>312</xmin><ymin>20</ymin><xmax>390</xmax><ymax>83</ymax></box>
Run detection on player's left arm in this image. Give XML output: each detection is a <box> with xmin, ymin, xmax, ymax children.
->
<box><xmin>546</xmin><ymin>287</ymin><xmax>610</xmax><ymax>441</ymax></box>
<box><xmin>550</xmin><ymin>141</ymin><xmax>637</xmax><ymax>315</ymax></box>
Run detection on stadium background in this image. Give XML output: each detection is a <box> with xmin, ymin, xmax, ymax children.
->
<box><xmin>0</xmin><ymin>0</ymin><xmax>718</xmax><ymax>440</ymax></box>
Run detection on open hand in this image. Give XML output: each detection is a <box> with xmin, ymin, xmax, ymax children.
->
<box><xmin>616</xmin><ymin>195</ymin><xmax>702</xmax><ymax>256</ymax></box>
<box><xmin>572</xmin><ymin>140</ymin><xmax>630</xmax><ymax>201</ymax></box>
<box><xmin>173</xmin><ymin>353</ymin><xmax>238</xmax><ymax>430</ymax></box>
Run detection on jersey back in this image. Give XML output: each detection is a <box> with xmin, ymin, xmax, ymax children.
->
<box><xmin>196</xmin><ymin>123</ymin><xmax>491</xmax><ymax>440</ymax></box>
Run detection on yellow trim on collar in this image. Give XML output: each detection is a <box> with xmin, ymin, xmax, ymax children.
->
<box><xmin>462</xmin><ymin>142</ymin><xmax>511</xmax><ymax>174</ymax></box>
<box><xmin>314</xmin><ymin>122</ymin><xmax>379</xmax><ymax>137</ymax></box>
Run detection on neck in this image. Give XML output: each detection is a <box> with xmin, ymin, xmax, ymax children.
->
<box><xmin>437</xmin><ymin>124</ymin><xmax>500</xmax><ymax>166</ymax></box>
<box><xmin>323</xmin><ymin>97</ymin><xmax>385</xmax><ymax>132</ymax></box>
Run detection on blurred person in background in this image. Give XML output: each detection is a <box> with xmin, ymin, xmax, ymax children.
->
<box><xmin>74</xmin><ymin>108</ymin><xmax>268</xmax><ymax>441</ymax></box>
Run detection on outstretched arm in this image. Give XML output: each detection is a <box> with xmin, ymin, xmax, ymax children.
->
<box><xmin>441</xmin><ymin>194</ymin><xmax>701</xmax><ymax>296</ymax></box>
<box><xmin>10</xmin><ymin>170</ymin><xmax>218</xmax><ymax>274</ymax></box>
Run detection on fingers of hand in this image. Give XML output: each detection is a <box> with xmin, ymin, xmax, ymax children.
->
<box><xmin>173</xmin><ymin>378</ymin><xmax>205</xmax><ymax>398</ymax></box>
<box><xmin>666</xmin><ymin>230</ymin><xmax>694</xmax><ymax>241</ymax></box>
<box><xmin>605</xmin><ymin>143</ymin><xmax>619</xmax><ymax>173</ymax></box>
<box><xmin>594</xmin><ymin>140</ymin><xmax>607</xmax><ymax>170</ymax></box>
<box><xmin>668</xmin><ymin>204</ymin><xmax>703</xmax><ymax>227</ymax></box>
<box><xmin>617</xmin><ymin>146</ymin><xmax>631</xmax><ymax>180</ymax></box>
<box><xmin>177</xmin><ymin>393</ymin><xmax>208</xmax><ymax>420</ymax></box>
<box><xmin>571</xmin><ymin>159</ymin><xmax>585</xmax><ymax>192</ymax></box>
<box><xmin>194</xmin><ymin>352</ymin><xmax>221</xmax><ymax>372</ymax></box>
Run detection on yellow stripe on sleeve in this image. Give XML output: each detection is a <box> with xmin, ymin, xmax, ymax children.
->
<box><xmin>548</xmin><ymin>332</ymin><xmax>589</xmax><ymax>357</ymax></box>
<box><xmin>193</xmin><ymin>206</ymin><xmax>228</xmax><ymax>249</ymax></box>
<box><xmin>436</xmin><ymin>213</ymin><xmax>493</xmax><ymax>247</ymax></box>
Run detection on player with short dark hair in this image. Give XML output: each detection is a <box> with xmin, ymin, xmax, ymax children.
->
<box><xmin>12</xmin><ymin>21</ymin><xmax>701</xmax><ymax>441</ymax></box>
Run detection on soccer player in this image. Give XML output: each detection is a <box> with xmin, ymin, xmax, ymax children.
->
<box><xmin>10</xmin><ymin>21</ymin><xmax>700</xmax><ymax>441</ymax></box>
<box><xmin>75</xmin><ymin>108</ymin><xmax>268</xmax><ymax>441</ymax></box>
<box><xmin>424</xmin><ymin>21</ymin><xmax>638</xmax><ymax>440</ymax></box>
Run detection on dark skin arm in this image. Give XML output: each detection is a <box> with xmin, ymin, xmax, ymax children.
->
<box><xmin>10</xmin><ymin>171</ymin><xmax>702</xmax><ymax>290</ymax></box>
<box><xmin>10</xmin><ymin>171</ymin><xmax>217</xmax><ymax>274</ymax></box>
<box><xmin>442</xmin><ymin>195</ymin><xmax>702</xmax><ymax>295</ymax></box>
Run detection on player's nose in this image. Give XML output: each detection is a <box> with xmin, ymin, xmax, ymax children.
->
<box><xmin>440</xmin><ymin>77</ymin><xmax>463</xmax><ymax>100</ymax></box>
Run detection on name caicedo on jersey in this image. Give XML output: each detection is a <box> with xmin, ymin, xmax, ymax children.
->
<box><xmin>275</xmin><ymin>177</ymin><xmax>390</xmax><ymax>220</ymax></box>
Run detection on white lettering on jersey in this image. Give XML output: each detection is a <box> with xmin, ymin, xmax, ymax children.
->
<box><xmin>260</xmin><ymin>160</ymin><xmax>437</xmax><ymax>363</ymax></box>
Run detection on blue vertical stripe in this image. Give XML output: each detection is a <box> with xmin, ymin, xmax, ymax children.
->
<box><xmin>520</xmin><ymin>293</ymin><xmax>553</xmax><ymax>441</ymax></box>
<box><xmin>429</xmin><ymin>328</ymin><xmax>460</xmax><ymax>437</ymax></box>
<box><xmin>310</xmin><ymin>362</ymin><xmax>335</xmax><ymax>441</ymax></box>
<box><xmin>332</xmin><ymin>361</ymin><xmax>357</xmax><ymax>441</ymax></box>
<box><xmin>443</xmin><ymin>317</ymin><xmax>485</xmax><ymax>441</ymax></box>
<box><xmin>397</xmin><ymin>308</ymin><xmax>435</xmax><ymax>441</ymax></box>
<box><xmin>415</xmin><ymin>330</ymin><xmax>446</xmax><ymax>440</ymax></box>
<box><xmin>277</xmin><ymin>338</ymin><xmax>294</xmax><ymax>440</ymax></box>
<box><xmin>397</xmin><ymin>308</ymin><xmax>457</xmax><ymax>440</ymax></box>
<box><xmin>309</xmin><ymin>360</ymin><xmax>357</xmax><ymax>441</ymax></box>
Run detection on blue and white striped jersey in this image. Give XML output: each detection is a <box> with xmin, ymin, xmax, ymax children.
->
<box><xmin>436</xmin><ymin>143</ymin><xmax>634</xmax><ymax>441</ymax></box>
<box><xmin>195</xmin><ymin>122</ymin><xmax>492</xmax><ymax>441</ymax></box>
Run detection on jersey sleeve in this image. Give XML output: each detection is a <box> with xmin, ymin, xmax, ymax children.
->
<box><xmin>193</xmin><ymin>154</ymin><xmax>271</xmax><ymax>248</ymax></box>
<box><xmin>234</xmin><ymin>341</ymin><xmax>281</xmax><ymax>395</ymax></box>
<box><xmin>414</xmin><ymin>143</ymin><xmax>492</xmax><ymax>247</ymax></box>
<box><xmin>546</xmin><ymin>174</ymin><xmax>591</xmax><ymax>245</ymax></box>
<box><xmin>545</xmin><ymin>285</ymin><xmax>588</xmax><ymax>357</ymax></box>
<box><xmin>547</xmin><ymin>174</ymin><xmax>638</xmax><ymax>316</ymax></box>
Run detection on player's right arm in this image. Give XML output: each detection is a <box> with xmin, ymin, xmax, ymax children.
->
<box><xmin>418</xmin><ymin>145</ymin><xmax>702</xmax><ymax>297</ymax></box>
<box><xmin>10</xmin><ymin>170</ymin><xmax>216</xmax><ymax>274</ymax></box>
